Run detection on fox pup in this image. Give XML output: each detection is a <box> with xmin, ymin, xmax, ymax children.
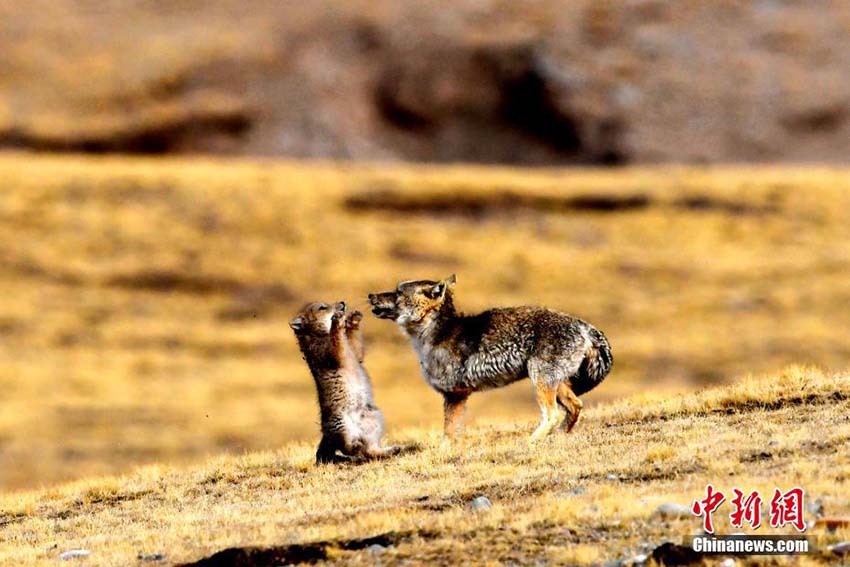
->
<box><xmin>369</xmin><ymin>275</ymin><xmax>613</xmax><ymax>441</ymax></box>
<box><xmin>290</xmin><ymin>301</ymin><xmax>399</xmax><ymax>463</ymax></box>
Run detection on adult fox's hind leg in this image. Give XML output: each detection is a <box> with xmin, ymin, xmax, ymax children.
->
<box><xmin>529</xmin><ymin>364</ymin><xmax>566</xmax><ymax>442</ymax></box>
<box><xmin>557</xmin><ymin>382</ymin><xmax>583</xmax><ymax>433</ymax></box>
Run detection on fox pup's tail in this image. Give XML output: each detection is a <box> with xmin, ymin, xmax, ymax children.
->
<box><xmin>571</xmin><ymin>327</ymin><xmax>613</xmax><ymax>396</ymax></box>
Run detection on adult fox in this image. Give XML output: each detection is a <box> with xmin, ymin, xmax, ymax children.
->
<box><xmin>369</xmin><ymin>275</ymin><xmax>612</xmax><ymax>441</ymax></box>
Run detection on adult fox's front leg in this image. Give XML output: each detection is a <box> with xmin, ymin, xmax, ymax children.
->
<box><xmin>443</xmin><ymin>392</ymin><xmax>469</xmax><ymax>439</ymax></box>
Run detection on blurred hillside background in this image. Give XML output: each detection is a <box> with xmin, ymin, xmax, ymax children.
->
<box><xmin>2</xmin><ymin>0</ymin><xmax>850</xmax><ymax>164</ymax></box>
<box><xmin>1</xmin><ymin>1</ymin><xmax>849</xmax><ymax>491</ymax></box>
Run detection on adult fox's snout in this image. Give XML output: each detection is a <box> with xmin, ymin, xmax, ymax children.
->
<box><xmin>368</xmin><ymin>291</ymin><xmax>399</xmax><ymax>319</ymax></box>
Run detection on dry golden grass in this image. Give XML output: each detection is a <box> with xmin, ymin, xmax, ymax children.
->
<box><xmin>0</xmin><ymin>366</ymin><xmax>847</xmax><ymax>566</ymax></box>
<box><xmin>1</xmin><ymin>153</ymin><xmax>849</xmax><ymax>490</ymax></box>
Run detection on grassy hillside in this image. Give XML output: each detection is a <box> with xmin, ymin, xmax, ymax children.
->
<box><xmin>0</xmin><ymin>367</ymin><xmax>847</xmax><ymax>566</ymax></box>
<box><xmin>0</xmin><ymin>154</ymin><xmax>849</xmax><ymax>489</ymax></box>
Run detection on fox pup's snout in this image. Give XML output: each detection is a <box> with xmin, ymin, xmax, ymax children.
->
<box><xmin>368</xmin><ymin>291</ymin><xmax>399</xmax><ymax>319</ymax></box>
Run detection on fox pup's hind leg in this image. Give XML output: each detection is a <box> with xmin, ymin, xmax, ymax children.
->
<box><xmin>442</xmin><ymin>392</ymin><xmax>470</xmax><ymax>440</ymax></box>
<box><xmin>316</xmin><ymin>435</ymin><xmax>350</xmax><ymax>464</ymax></box>
<box><xmin>557</xmin><ymin>382</ymin><xmax>584</xmax><ymax>433</ymax></box>
<box><xmin>362</xmin><ymin>443</ymin><xmax>402</xmax><ymax>459</ymax></box>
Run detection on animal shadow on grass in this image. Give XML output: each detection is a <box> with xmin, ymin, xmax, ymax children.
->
<box><xmin>179</xmin><ymin>531</ymin><xmax>428</xmax><ymax>567</ymax></box>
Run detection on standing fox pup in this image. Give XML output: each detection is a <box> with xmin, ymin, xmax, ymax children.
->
<box><xmin>369</xmin><ymin>275</ymin><xmax>613</xmax><ymax>441</ymax></box>
<box><xmin>290</xmin><ymin>301</ymin><xmax>399</xmax><ymax>463</ymax></box>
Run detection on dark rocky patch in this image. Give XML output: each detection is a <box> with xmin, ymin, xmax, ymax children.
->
<box><xmin>0</xmin><ymin>111</ymin><xmax>251</xmax><ymax>155</ymax></box>
<box><xmin>106</xmin><ymin>272</ymin><xmax>294</xmax><ymax>306</ymax></box>
<box><xmin>106</xmin><ymin>270</ymin><xmax>245</xmax><ymax>295</ymax></box>
<box><xmin>374</xmin><ymin>74</ymin><xmax>434</xmax><ymax>132</ymax></box>
<box><xmin>372</xmin><ymin>41</ymin><xmax>626</xmax><ymax>164</ymax></box>
<box><xmin>346</xmin><ymin>188</ymin><xmax>779</xmax><ymax>219</ymax></box>
<box><xmin>491</xmin><ymin>49</ymin><xmax>584</xmax><ymax>156</ymax></box>
<box><xmin>782</xmin><ymin>105</ymin><xmax>847</xmax><ymax>133</ymax></box>
<box><xmin>345</xmin><ymin>189</ymin><xmax>651</xmax><ymax>218</ymax></box>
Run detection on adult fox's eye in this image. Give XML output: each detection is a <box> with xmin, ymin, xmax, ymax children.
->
<box><xmin>319</xmin><ymin>304</ymin><xmax>328</xmax><ymax>311</ymax></box>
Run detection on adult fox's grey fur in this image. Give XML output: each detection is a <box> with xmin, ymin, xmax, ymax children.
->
<box><xmin>368</xmin><ymin>275</ymin><xmax>612</xmax><ymax>440</ymax></box>
<box><xmin>290</xmin><ymin>301</ymin><xmax>399</xmax><ymax>463</ymax></box>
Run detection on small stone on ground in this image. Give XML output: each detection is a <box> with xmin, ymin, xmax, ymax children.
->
<box><xmin>470</xmin><ymin>496</ymin><xmax>492</xmax><ymax>511</ymax></box>
<box><xmin>59</xmin><ymin>549</ymin><xmax>91</xmax><ymax>561</ymax></box>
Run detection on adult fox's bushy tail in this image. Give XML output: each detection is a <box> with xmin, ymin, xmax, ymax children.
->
<box><xmin>571</xmin><ymin>327</ymin><xmax>613</xmax><ymax>396</ymax></box>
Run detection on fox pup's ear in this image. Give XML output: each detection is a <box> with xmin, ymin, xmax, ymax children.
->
<box><xmin>444</xmin><ymin>274</ymin><xmax>457</xmax><ymax>286</ymax></box>
<box><xmin>289</xmin><ymin>316</ymin><xmax>304</xmax><ymax>331</ymax></box>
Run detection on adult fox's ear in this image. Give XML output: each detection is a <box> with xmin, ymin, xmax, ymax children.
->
<box><xmin>426</xmin><ymin>281</ymin><xmax>446</xmax><ymax>299</ymax></box>
<box><xmin>426</xmin><ymin>274</ymin><xmax>456</xmax><ymax>299</ymax></box>
<box><xmin>289</xmin><ymin>316</ymin><xmax>304</xmax><ymax>331</ymax></box>
<box><xmin>425</xmin><ymin>282</ymin><xmax>444</xmax><ymax>299</ymax></box>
